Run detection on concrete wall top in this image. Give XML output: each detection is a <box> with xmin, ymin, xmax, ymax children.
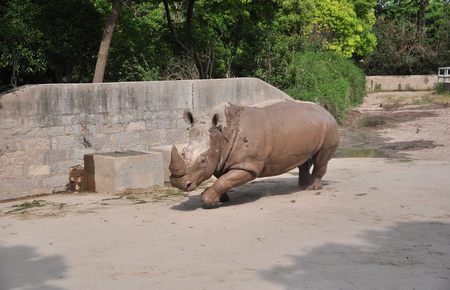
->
<box><xmin>0</xmin><ymin>78</ymin><xmax>291</xmax><ymax>122</ymax></box>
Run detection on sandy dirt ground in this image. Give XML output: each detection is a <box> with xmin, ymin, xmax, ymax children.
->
<box><xmin>1</xmin><ymin>92</ymin><xmax>450</xmax><ymax>290</ymax></box>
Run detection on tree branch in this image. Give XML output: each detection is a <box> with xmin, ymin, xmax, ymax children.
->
<box><xmin>186</xmin><ymin>0</ymin><xmax>195</xmax><ymax>47</ymax></box>
<box><xmin>163</xmin><ymin>0</ymin><xmax>190</xmax><ymax>54</ymax></box>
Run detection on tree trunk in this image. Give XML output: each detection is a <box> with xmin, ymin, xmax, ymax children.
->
<box><xmin>163</xmin><ymin>0</ymin><xmax>209</xmax><ymax>79</ymax></box>
<box><xmin>10</xmin><ymin>46</ymin><xmax>17</xmax><ymax>88</ymax></box>
<box><xmin>92</xmin><ymin>0</ymin><xmax>122</xmax><ymax>83</ymax></box>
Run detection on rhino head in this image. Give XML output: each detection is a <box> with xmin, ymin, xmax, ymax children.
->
<box><xmin>169</xmin><ymin>109</ymin><xmax>224</xmax><ymax>191</ymax></box>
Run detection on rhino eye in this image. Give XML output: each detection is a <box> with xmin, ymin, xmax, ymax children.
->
<box><xmin>200</xmin><ymin>157</ymin><xmax>207</xmax><ymax>166</ymax></box>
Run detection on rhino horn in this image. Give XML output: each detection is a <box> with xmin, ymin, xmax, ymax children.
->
<box><xmin>169</xmin><ymin>145</ymin><xmax>186</xmax><ymax>177</ymax></box>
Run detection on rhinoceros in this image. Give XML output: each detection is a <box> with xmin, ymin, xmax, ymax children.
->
<box><xmin>169</xmin><ymin>99</ymin><xmax>339</xmax><ymax>207</ymax></box>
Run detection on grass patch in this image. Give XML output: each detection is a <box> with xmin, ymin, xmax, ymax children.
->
<box><xmin>5</xmin><ymin>200</ymin><xmax>46</xmax><ymax>214</ymax></box>
<box><xmin>410</xmin><ymin>94</ymin><xmax>450</xmax><ymax>106</ymax></box>
<box><xmin>380</xmin><ymin>92</ymin><xmax>450</xmax><ymax>107</ymax></box>
<box><xmin>116</xmin><ymin>179</ymin><xmax>216</xmax><ymax>203</ymax></box>
<box><xmin>116</xmin><ymin>185</ymin><xmax>186</xmax><ymax>202</ymax></box>
<box><xmin>412</xmin><ymin>98</ymin><xmax>433</xmax><ymax>106</ymax></box>
<box><xmin>428</xmin><ymin>94</ymin><xmax>450</xmax><ymax>106</ymax></box>
<box><xmin>196</xmin><ymin>179</ymin><xmax>214</xmax><ymax>190</ymax></box>
<box><xmin>436</xmin><ymin>83</ymin><xmax>450</xmax><ymax>96</ymax></box>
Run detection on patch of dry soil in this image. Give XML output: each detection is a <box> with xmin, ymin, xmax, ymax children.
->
<box><xmin>338</xmin><ymin>91</ymin><xmax>450</xmax><ymax>160</ymax></box>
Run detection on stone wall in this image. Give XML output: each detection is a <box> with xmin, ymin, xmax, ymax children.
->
<box><xmin>366</xmin><ymin>75</ymin><xmax>438</xmax><ymax>92</ymax></box>
<box><xmin>0</xmin><ymin>78</ymin><xmax>291</xmax><ymax>200</ymax></box>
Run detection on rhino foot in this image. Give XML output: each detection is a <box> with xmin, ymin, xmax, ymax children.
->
<box><xmin>304</xmin><ymin>179</ymin><xmax>322</xmax><ymax>190</ymax></box>
<box><xmin>219</xmin><ymin>193</ymin><xmax>230</xmax><ymax>203</ymax></box>
<box><xmin>202</xmin><ymin>188</ymin><xmax>220</xmax><ymax>207</ymax></box>
<box><xmin>201</xmin><ymin>191</ymin><xmax>230</xmax><ymax>208</ymax></box>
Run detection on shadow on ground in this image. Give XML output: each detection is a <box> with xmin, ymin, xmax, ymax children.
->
<box><xmin>171</xmin><ymin>177</ymin><xmax>330</xmax><ymax>211</ymax></box>
<box><xmin>0</xmin><ymin>245</ymin><xmax>66</xmax><ymax>290</ymax></box>
<box><xmin>259</xmin><ymin>221</ymin><xmax>450</xmax><ymax>290</ymax></box>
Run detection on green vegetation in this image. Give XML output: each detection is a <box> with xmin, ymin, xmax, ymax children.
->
<box><xmin>0</xmin><ymin>0</ymin><xmax>377</xmax><ymax>87</ymax></box>
<box><xmin>5</xmin><ymin>199</ymin><xmax>46</xmax><ymax>213</ymax></box>
<box><xmin>1</xmin><ymin>0</ymin><xmax>449</xmax><ymax>120</ymax></box>
<box><xmin>363</xmin><ymin>0</ymin><xmax>450</xmax><ymax>75</ymax></box>
<box><xmin>283</xmin><ymin>50</ymin><xmax>366</xmax><ymax>122</ymax></box>
<box><xmin>436</xmin><ymin>83</ymin><xmax>450</xmax><ymax>96</ymax></box>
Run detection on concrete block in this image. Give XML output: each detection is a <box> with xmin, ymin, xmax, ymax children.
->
<box><xmin>162</xmin><ymin>129</ymin><xmax>188</xmax><ymax>144</ymax></box>
<box><xmin>45</xmin><ymin>149</ymin><xmax>70</xmax><ymax>163</ymax></box>
<box><xmin>29</xmin><ymin>165</ymin><xmax>51</xmax><ymax>176</ymax></box>
<box><xmin>21</xmin><ymin>137</ymin><xmax>51</xmax><ymax>151</ymax></box>
<box><xmin>47</xmin><ymin>126</ymin><xmax>66</xmax><ymax>136</ymax></box>
<box><xmin>86</xmin><ymin>133</ymin><xmax>111</xmax><ymax>150</ymax></box>
<box><xmin>18</xmin><ymin>127</ymin><xmax>50</xmax><ymax>138</ymax></box>
<box><xmin>61</xmin><ymin>114</ymin><xmax>81</xmax><ymax>126</ymax></box>
<box><xmin>146</xmin><ymin>80</ymin><xmax>192</xmax><ymax>111</ymax></box>
<box><xmin>111</xmin><ymin>131</ymin><xmax>140</xmax><ymax>145</ymax></box>
<box><xmin>0</xmin><ymin>166</ymin><xmax>25</xmax><ymax>179</ymax></box>
<box><xmin>10</xmin><ymin>150</ymin><xmax>44</xmax><ymax>166</ymax></box>
<box><xmin>44</xmin><ymin>174</ymin><xmax>68</xmax><ymax>189</ymax></box>
<box><xmin>101</xmin><ymin>123</ymin><xmax>125</xmax><ymax>134</ymax></box>
<box><xmin>126</xmin><ymin>121</ymin><xmax>146</xmax><ymax>131</ymax></box>
<box><xmin>9</xmin><ymin>177</ymin><xmax>42</xmax><ymax>193</ymax></box>
<box><xmin>192</xmin><ymin>78</ymin><xmax>255</xmax><ymax>112</ymax></box>
<box><xmin>253</xmin><ymin>78</ymin><xmax>292</xmax><ymax>103</ymax></box>
<box><xmin>84</xmin><ymin>151</ymin><xmax>163</xmax><ymax>193</ymax></box>
<box><xmin>64</xmin><ymin>124</ymin><xmax>80</xmax><ymax>136</ymax></box>
<box><xmin>149</xmin><ymin>144</ymin><xmax>187</xmax><ymax>182</ymax></box>
<box><xmin>50</xmin><ymin>136</ymin><xmax>80</xmax><ymax>150</ymax></box>
<box><xmin>0</xmin><ymin>134</ymin><xmax>17</xmax><ymax>153</ymax></box>
<box><xmin>0</xmin><ymin>152</ymin><xmax>14</xmax><ymax>167</ymax></box>
<box><xmin>139</xmin><ymin>130</ymin><xmax>162</xmax><ymax>145</ymax></box>
<box><xmin>51</xmin><ymin>160</ymin><xmax>79</xmax><ymax>175</ymax></box>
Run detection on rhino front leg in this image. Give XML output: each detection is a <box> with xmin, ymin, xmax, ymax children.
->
<box><xmin>219</xmin><ymin>193</ymin><xmax>230</xmax><ymax>203</ymax></box>
<box><xmin>202</xmin><ymin>170</ymin><xmax>255</xmax><ymax>207</ymax></box>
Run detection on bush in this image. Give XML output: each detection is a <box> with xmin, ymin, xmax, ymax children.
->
<box><xmin>436</xmin><ymin>83</ymin><xmax>450</xmax><ymax>95</ymax></box>
<box><xmin>283</xmin><ymin>50</ymin><xmax>366</xmax><ymax>122</ymax></box>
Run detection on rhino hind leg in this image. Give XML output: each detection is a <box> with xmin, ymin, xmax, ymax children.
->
<box><xmin>304</xmin><ymin>146</ymin><xmax>337</xmax><ymax>190</ymax></box>
<box><xmin>298</xmin><ymin>159</ymin><xmax>313</xmax><ymax>187</ymax></box>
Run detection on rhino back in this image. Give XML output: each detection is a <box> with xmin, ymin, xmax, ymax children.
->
<box><xmin>220</xmin><ymin>100</ymin><xmax>338</xmax><ymax>177</ymax></box>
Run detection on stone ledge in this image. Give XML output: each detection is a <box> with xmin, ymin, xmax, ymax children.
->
<box><xmin>84</xmin><ymin>151</ymin><xmax>163</xmax><ymax>193</ymax></box>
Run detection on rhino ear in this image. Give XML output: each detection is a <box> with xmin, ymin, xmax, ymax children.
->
<box><xmin>212</xmin><ymin>112</ymin><xmax>224</xmax><ymax>131</ymax></box>
<box><xmin>183</xmin><ymin>110</ymin><xmax>195</xmax><ymax>126</ymax></box>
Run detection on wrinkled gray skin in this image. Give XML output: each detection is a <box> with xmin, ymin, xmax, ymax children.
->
<box><xmin>169</xmin><ymin>99</ymin><xmax>339</xmax><ymax>207</ymax></box>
